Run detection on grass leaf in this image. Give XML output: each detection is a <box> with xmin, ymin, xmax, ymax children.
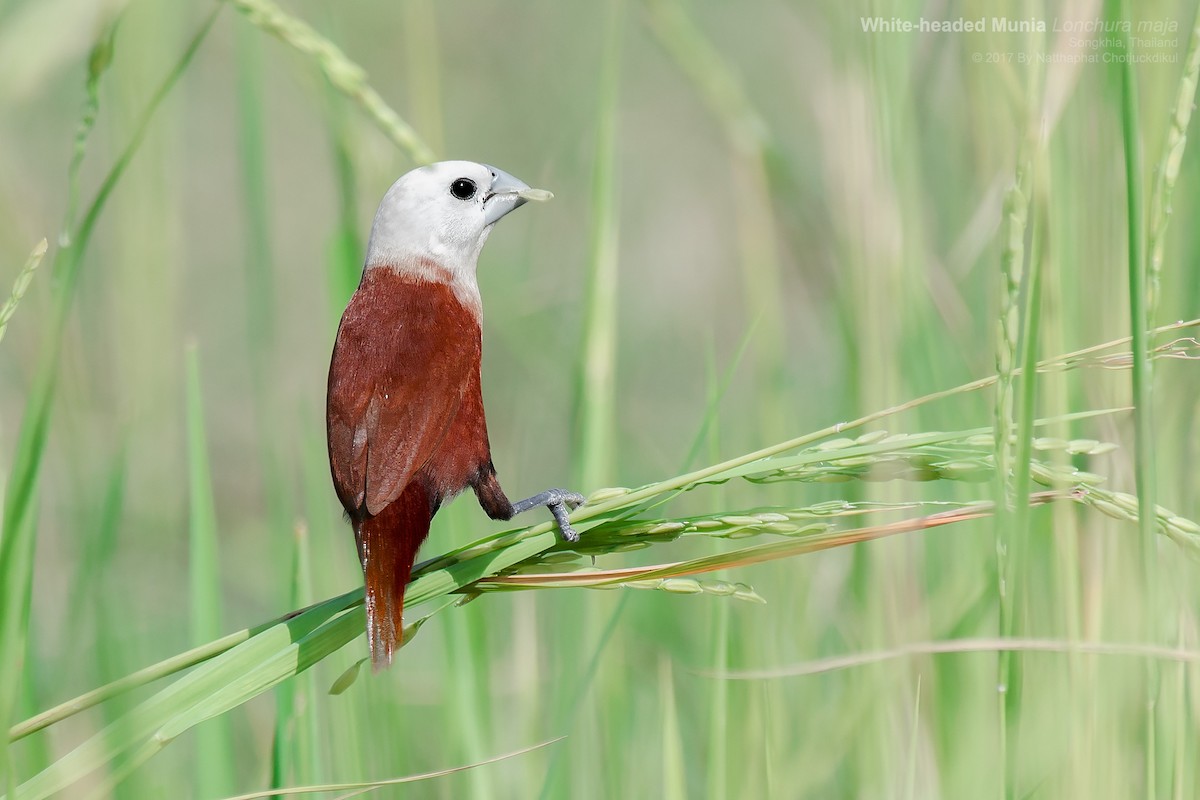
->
<box><xmin>185</xmin><ymin>344</ymin><xmax>235</xmax><ymax>797</ymax></box>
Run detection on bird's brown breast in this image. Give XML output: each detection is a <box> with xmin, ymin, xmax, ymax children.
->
<box><xmin>326</xmin><ymin>264</ymin><xmax>491</xmax><ymax>518</ymax></box>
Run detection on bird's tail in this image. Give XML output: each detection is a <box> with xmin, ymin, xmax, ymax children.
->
<box><xmin>355</xmin><ymin>483</ymin><xmax>431</xmax><ymax>670</ymax></box>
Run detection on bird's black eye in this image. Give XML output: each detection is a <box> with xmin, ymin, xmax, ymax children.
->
<box><xmin>450</xmin><ymin>178</ymin><xmax>477</xmax><ymax>200</ymax></box>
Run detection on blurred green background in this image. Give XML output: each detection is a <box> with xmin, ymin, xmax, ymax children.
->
<box><xmin>2</xmin><ymin>0</ymin><xmax>1200</xmax><ymax>797</ymax></box>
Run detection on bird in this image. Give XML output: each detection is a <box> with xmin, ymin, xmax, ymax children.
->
<box><xmin>326</xmin><ymin>161</ymin><xmax>584</xmax><ymax>669</ymax></box>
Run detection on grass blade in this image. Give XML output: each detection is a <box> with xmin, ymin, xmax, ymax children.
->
<box><xmin>6</xmin><ymin>591</ymin><xmax>356</xmax><ymax>744</ymax></box>
<box><xmin>271</xmin><ymin>523</ymin><xmax>322</xmax><ymax>793</ymax></box>
<box><xmin>0</xmin><ymin>490</ymin><xmax>38</xmax><ymax>794</ymax></box>
<box><xmin>8</xmin><ymin>522</ymin><xmax>565</xmax><ymax>796</ymax></box>
<box><xmin>4</xmin><ymin>595</ymin><xmax>361</xmax><ymax>799</ymax></box>
<box><xmin>184</xmin><ymin>344</ymin><xmax>235</xmax><ymax>797</ymax></box>
<box><xmin>1115</xmin><ymin>2</ymin><xmax>1159</xmax><ymax>793</ymax></box>
<box><xmin>659</xmin><ymin>658</ymin><xmax>686</xmax><ymax>800</ymax></box>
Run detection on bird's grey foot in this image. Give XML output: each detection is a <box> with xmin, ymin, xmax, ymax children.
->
<box><xmin>511</xmin><ymin>488</ymin><xmax>586</xmax><ymax>543</ymax></box>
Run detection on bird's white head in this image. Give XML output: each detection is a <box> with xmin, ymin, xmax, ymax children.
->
<box><xmin>364</xmin><ymin>161</ymin><xmax>552</xmax><ymax>304</ymax></box>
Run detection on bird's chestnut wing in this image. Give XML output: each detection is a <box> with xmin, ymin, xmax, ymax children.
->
<box><xmin>327</xmin><ymin>274</ymin><xmax>480</xmax><ymax>516</ymax></box>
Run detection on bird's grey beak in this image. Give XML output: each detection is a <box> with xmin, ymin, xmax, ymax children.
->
<box><xmin>482</xmin><ymin>166</ymin><xmax>553</xmax><ymax>226</ymax></box>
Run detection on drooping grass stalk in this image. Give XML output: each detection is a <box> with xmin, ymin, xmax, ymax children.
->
<box><xmin>0</xmin><ymin>240</ymin><xmax>47</xmax><ymax>348</ymax></box>
<box><xmin>421</xmin><ymin>319</ymin><xmax>1200</xmax><ymax>572</ymax></box>
<box><xmin>1073</xmin><ymin>484</ymin><xmax>1200</xmax><ymax>548</ymax></box>
<box><xmin>185</xmin><ymin>345</ymin><xmax>234</xmax><ymax>798</ymax></box>
<box><xmin>225</xmin><ymin>0</ymin><xmax>435</xmax><ymax>164</ymax></box>
<box><xmin>4</xmin><ymin>395</ymin><xmax>1159</xmax><ymax>742</ymax></box>
<box><xmin>483</xmin><ymin>496</ymin><xmax>1083</xmax><ymax>591</ymax></box>
<box><xmin>1115</xmin><ymin>2</ymin><xmax>1159</xmax><ymax>793</ymax></box>
<box><xmin>5</xmin><ymin>458</ymin><xmax>1193</xmax><ymax>798</ymax></box>
<box><xmin>1147</xmin><ymin>14</ymin><xmax>1200</xmax><ymax>329</ymax></box>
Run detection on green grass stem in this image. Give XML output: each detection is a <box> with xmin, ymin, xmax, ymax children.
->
<box><xmin>1115</xmin><ymin>2</ymin><xmax>1159</xmax><ymax>793</ymax></box>
<box><xmin>185</xmin><ymin>344</ymin><xmax>234</xmax><ymax>798</ymax></box>
<box><xmin>574</xmin><ymin>0</ymin><xmax>623</xmax><ymax>489</ymax></box>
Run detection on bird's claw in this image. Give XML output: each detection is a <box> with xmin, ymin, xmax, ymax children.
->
<box><xmin>511</xmin><ymin>487</ymin><xmax>585</xmax><ymax>543</ymax></box>
<box><xmin>542</xmin><ymin>488</ymin><xmax>584</xmax><ymax>542</ymax></box>
<box><xmin>548</xmin><ymin>500</ymin><xmax>580</xmax><ymax>543</ymax></box>
<box><xmin>558</xmin><ymin>490</ymin><xmax>586</xmax><ymax>509</ymax></box>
